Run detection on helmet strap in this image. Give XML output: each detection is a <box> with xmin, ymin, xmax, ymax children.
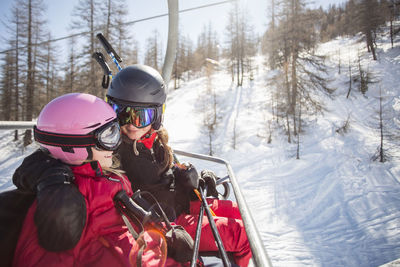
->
<box><xmin>34</xmin><ymin>126</ymin><xmax>95</xmax><ymax>148</ymax></box>
<box><xmin>86</xmin><ymin>147</ymin><xmax>93</xmax><ymax>161</ymax></box>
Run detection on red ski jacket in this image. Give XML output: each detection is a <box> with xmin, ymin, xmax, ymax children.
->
<box><xmin>13</xmin><ymin>161</ymin><xmax>177</xmax><ymax>267</ymax></box>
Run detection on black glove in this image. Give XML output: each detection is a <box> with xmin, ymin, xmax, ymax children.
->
<box><xmin>173</xmin><ymin>163</ymin><xmax>199</xmax><ymax>191</ymax></box>
<box><xmin>12</xmin><ymin>149</ymin><xmax>86</xmax><ymax>251</ymax></box>
<box><xmin>13</xmin><ymin>148</ymin><xmax>74</xmax><ymax>193</ymax></box>
<box><xmin>35</xmin><ymin>170</ymin><xmax>86</xmax><ymax>252</ymax></box>
<box><xmin>165</xmin><ymin>225</ymin><xmax>194</xmax><ymax>263</ymax></box>
<box><xmin>199</xmin><ymin>170</ymin><xmax>218</xmax><ymax>198</ymax></box>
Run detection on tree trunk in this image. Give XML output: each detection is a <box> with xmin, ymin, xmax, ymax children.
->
<box><xmin>286</xmin><ymin>112</ymin><xmax>291</xmax><ymax>143</ymax></box>
<box><xmin>390</xmin><ymin>15</ymin><xmax>393</xmax><ymax>48</ymax></box>
<box><xmin>346</xmin><ymin>61</ymin><xmax>352</xmax><ymax>99</ymax></box>
<box><xmin>366</xmin><ymin>31</ymin><xmax>377</xmax><ymax>60</ymax></box>
<box><xmin>14</xmin><ymin>10</ymin><xmax>20</xmax><ymax>141</ymax></box>
<box><xmin>291</xmin><ymin>52</ymin><xmax>298</xmax><ymax>136</ymax></box>
<box><xmin>379</xmin><ymin>87</ymin><xmax>384</xmax><ymax>162</ymax></box>
<box><xmin>90</xmin><ymin>0</ymin><xmax>96</xmax><ymax>96</ymax></box>
<box><xmin>296</xmin><ymin>101</ymin><xmax>301</xmax><ymax>159</ymax></box>
<box><xmin>24</xmin><ymin>0</ymin><xmax>33</xmax><ymax>147</ymax></box>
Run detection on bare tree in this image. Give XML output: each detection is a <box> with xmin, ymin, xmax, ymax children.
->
<box><xmin>0</xmin><ymin>52</ymin><xmax>14</xmax><ymax>121</ymax></box>
<box><xmin>194</xmin><ymin>22</ymin><xmax>220</xmax><ymax>73</ymax></box>
<box><xmin>225</xmin><ymin>2</ymin><xmax>256</xmax><ymax>86</ymax></box>
<box><xmin>71</xmin><ymin>0</ymin><xmax>103</xmax><ymax>96</ymax></box>
<box><xmin>20</xmin><ymin>0</ymin><xmax>48</xmax><ymax>146</ymax></box>
<box><xmin>378</xmin><ymin>87</ymin><xmax>385</xmax><ymax>162</ymax></box>
<box><xmin>200</xmin><ymin>59</ymin><xmax>219</xmax><ymax>155</ymax></box>
<box><xmin>144</xmin><ymin>30</ymin><xmax>163</xmax><ymax>72</ymax></box>
<box><xmin>101</xmin><ymin>0</ymin><xmax>132</xmax><ymax>73</ymax></box>
<box><xmin>2</xmin><ymin>3</ymin><xmax>26</xmax><ymax>140</ymax></box>
<box><xmin>269</xmin><ymin>0</ymin><xmax>332</xmax><ymax>148</ymax></box>
<box><xmin>62</xmin><ymin>36</ymin><xmax>79</xmax><ymax>94</ymax></box>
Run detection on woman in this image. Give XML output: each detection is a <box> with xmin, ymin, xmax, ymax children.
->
<box><xmin>107</xmin><ymin>65</ymin><xmax>252</xmax><ymax>266</ymax></box>
<box><xmin>12</xmin><ymin>93</ymin><xmax>178</xmax><ymax>267</ymax></box>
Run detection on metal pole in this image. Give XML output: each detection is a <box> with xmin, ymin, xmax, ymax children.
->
<box><xmin>174</xmin><ymin>149</ymin><xmax>273</xmax><ymax>267</ymax></box>
<box><xmin>0</xmin><ymin>121</ymin><xmax>35</xmax><ymax>130</ymax></box>
<box><xmin>161</xmin><ymin>0</ymin><xmax>179</xmax><ymax>89</ymax></box>
<box><xmin>190</xmin><ymin>201</ymin><xmax>205</xmax><ymax>267</ymax></box>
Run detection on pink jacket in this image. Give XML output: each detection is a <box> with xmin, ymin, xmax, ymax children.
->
<box><xmin>13</xmin><ymin>162</ymin><xmax>178</xmax><ymax>267</ymax></box>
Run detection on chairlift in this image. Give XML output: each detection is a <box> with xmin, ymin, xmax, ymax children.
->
<box><xmin>0</xmin><ymin>1</ymin><xmax>272</xmax><ymax>266</ymax></box>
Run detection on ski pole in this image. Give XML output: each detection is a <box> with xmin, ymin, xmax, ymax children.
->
<box><xmin>198</xmin><ymin>186</ymin><xmax>231</xmax><ymax>267</ymax></box>
<box><xmin>96</xmin><ymin>33</ymin><xmax>123</xmax><ymax>71</ymax></box>
<box><xmin>92</xmin><ymin>52</ymin><xmax>113</xmax><ymax>89</ymax></box>
<box><xmin>190</xmin><ymin>195</ymin><xmax>205</xmax><ymax>267</ymax></box>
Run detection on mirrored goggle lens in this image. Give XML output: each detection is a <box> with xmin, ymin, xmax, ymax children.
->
<box><xmin>115</xmin><ymin>105</ymin><xmax>156</xmax><ymax>128</ymax></box>
<box><xmin>96</xmin><ymin>121</ymin><xmax>121</xmax><ymax>150</ymax></box>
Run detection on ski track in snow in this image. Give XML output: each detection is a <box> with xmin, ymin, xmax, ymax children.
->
<box><xmin>1</xmin><ymin>32</ymin><xmax>400</xmax><ymax>267</ymax></box>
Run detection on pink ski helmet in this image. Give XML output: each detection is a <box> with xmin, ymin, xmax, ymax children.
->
<box><xmin>34</xmin><ymin>93</ymin><xmax>121</xmax><ymax>165</ymax></box>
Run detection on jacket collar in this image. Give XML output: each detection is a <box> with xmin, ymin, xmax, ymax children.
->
<box><xmin>122</xmin><ymin>129</ymin><xmax>158</xmax><ymax>150</ymax></box>
<box><xmin>70</xmin><ymin>161</ymin><xmax>104</xmax><ymax>178</ymax></box>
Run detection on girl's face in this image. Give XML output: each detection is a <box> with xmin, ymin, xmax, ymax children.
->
<box><xmin>91</xmin><ymin>147</ymin><xmax>113</xmax><ymax>168</ymax></box>
<box><xmin>121</xmin><ymin>124</ymin><xmax>152</xmax><ymax>140</ymax></box>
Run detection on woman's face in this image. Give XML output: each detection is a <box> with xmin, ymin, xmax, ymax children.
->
<box><xmin>121</xmin><ymin>124</ymin><xmax>152</xmax><ymax>140</ymax></box>
<box><xmin>91</xmin><ymin>147</ymin><xmax>113</xmax><ymax>168</ymax></box>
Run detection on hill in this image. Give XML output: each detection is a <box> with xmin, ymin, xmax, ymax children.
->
<box><xmin>1</xmin><ymin>32</ymin><xmax>399</xmax><ymax>266</ymax></box>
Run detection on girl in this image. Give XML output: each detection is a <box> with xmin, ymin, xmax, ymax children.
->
<box><xmin>107</xmin><ymin>65</ymin><xmax>251</xmax><ymax>266</ymax></box>
<box><xmin>12</xmin><ymin>93</ymin><xmax>177</xmax><ymax>267</ymax></box>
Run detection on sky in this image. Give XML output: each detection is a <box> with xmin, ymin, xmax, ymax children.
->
<box><xmin>0</xmin><ymin>0</ymin><xmax>348</xmax><ymax>60</ymax></box>
<box><xmin>0</xmin><ymin>24</ymin><xmax>399</xmax><ymax>266</ymax></box>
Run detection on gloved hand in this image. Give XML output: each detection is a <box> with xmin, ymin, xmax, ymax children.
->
<box><xmin>165</xmin><ymin>225</ymin><xmax>194</xmax><ymax>263</ymax></box>
<box><xmin>12</xmin><ymin>149</ymin><xmax>86</xmax><ymax>251</ymax></box>
<box><xmin>173</xmin><ymin>162</ymin><xmax>199</xmax><ymax>191</ymax></box>
<box><xmin>199</xmin><ymin>170</ymin><xmax>219</xmax><ymax>198</ymax></box>
<box><xmin>13</xmin><ymin>148</ymin><xmax>74</xmax><ymax>193</ymax></box>
<box><xmin>35</xmin><ymin>167</ymin><xmax>86</xmax><ymax>251</ymax></box>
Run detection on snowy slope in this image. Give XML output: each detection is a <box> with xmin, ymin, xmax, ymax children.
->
<box><xmin>164</xmin><ymin>33</ymin><xmax>400</xmax><ymax>267</ymax></box>
<box><xmin>1</xmin><ymin>33</ymin><xmax>399</xmax><ymax>267</ymax></box>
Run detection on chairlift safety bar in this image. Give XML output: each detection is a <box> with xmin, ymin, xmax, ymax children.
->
<box><xmin>173</xmin><ymin>149</ymin><xmax>273</xmax><ymax>267</ymax></box>
<box><xmin>0</xmin><ymin>121</ymin><xmax>35</xmax><ymax>130</ymax></box>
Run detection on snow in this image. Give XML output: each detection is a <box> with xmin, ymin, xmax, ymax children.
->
<box><xmin>1</xmin><ymin>33</ymin><xmax>400</xmax><ymax>266</ymax></box>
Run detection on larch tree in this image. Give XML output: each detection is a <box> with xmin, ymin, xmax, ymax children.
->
<box><xmin>144</xmin><ymin>30</ymin><xmax>163</xmax><ymax>72</ymax></box>
<box><xmin>1</xmin><ymin>2</ymin><xmax>26</xmax><ymax>140</ymax></box>
<box><xmin>225</xmin><ymin>1</ymin><xmax>256</xmax><ymax>86</ymax></box>
<box><xmin>71</xmin><ymin>0</ymin><xmax>103</xmax><ymax>96</ymax></box>
<box><xmin>19</xmin><ymin>0</ymin><xmax>47</xmax><ymax>146</ymax></box>
<box><xmin>268</xmin><ymin>0</ymin><xmax>332</xmax><ymax>155</ymax></box>
<box><xmin>63</xmin><ymin>36</ymin><xmax>80</xmax><ymax>95</ymax></box>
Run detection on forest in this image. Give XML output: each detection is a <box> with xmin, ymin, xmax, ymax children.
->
<box><xmin>0</xmin><ymin>0</ymin><xmax>399</xmax><ymax>147</ymax></box>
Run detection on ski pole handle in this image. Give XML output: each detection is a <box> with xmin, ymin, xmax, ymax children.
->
<box><xmin>92</xmin><ymin>52</ymin><xmax>112</xmax><ymax>89</ymax></box>
<box><xmin>96</xmin><ymin>33</ymin><xmax>123</xmax><ymax>71</ymax></box>
<box><xmin>96</xmin><ymin>33</ymin><xmax>122</xmax><ymax>62</ymax></box>
<box><xmin>92</xmin><ymin>52</ymin><xmax>112</xmax><ymax>75</ymax></box>
<box><xmin>114</xmin><ymin>190</ymin><xmax>152</xmax><ymax>221</ymax></box>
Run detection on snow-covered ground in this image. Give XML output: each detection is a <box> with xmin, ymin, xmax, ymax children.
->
<box><xmin>1</xmin><ymin>32</ymin><xmax>399</xmax><ymax>266</ymax></box>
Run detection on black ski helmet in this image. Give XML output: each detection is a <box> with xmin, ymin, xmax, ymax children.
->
<box><xmin>107</xmin><ymin>64</ymin><xmax>167</xmax><ymax>130</ymax></box>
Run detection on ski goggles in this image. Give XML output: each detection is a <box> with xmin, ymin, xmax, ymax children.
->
<box><xmin>34</xmin><ymin>120</ymin><xmax>121</xmax><ymax>151</ymax></box>
<box><xmin>109</xmin><ymin>101</ymin><xmax>158</xmax><ymax>128</ymax></box>
<box><xmin>93</xmin><ymin>120</ymin><xmax>122</xmax><ymax>151</ymax></box>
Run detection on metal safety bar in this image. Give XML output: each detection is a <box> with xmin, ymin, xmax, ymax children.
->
<box><xmin>173</xmin><ymin>149</ymin><xmax>273</xmax><ymax>267</ymax></box>
<box><xmin>0</xmin><ymin>121</ymin><xmax>35</xmax><ymax>130</ymax></box>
